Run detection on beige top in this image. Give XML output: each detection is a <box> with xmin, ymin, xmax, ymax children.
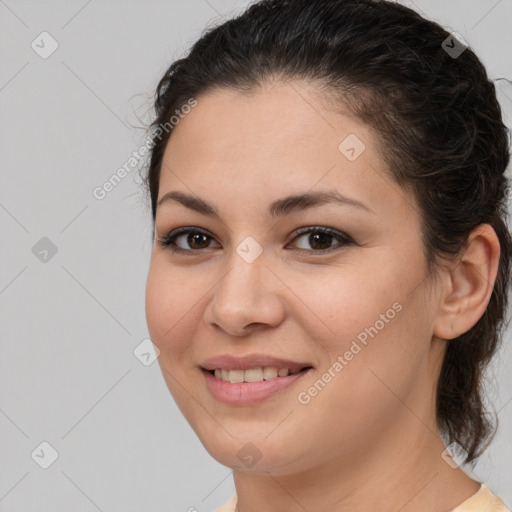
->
<box><xmin>215</xmin><ymin>483</ymin><xmax>510</xmax><ymax>512</ymax></box>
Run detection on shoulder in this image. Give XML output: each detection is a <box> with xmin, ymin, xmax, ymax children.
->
<box><xmin>214</xmin><ymin>494</ymin><xmax>237</xmax><ymax>512</ymax></box>
<box><xmin>451</xmin><ymin>483</ymin><xmax>510</xmax><ymax>512</ymax></box>
<box><xmin>213</xmin><ymin>486</ymin><xmax>510</xmax><ymax>512</ymax></box>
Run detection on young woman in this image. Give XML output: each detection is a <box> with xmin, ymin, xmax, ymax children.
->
<box><xmin>142</xmin><ymin>0</ymin><xmax>511</xmax><ymax>510</ymax></box>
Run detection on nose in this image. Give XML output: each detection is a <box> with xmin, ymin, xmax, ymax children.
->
<box><xmin>203</xmin><ymin>247</ymin><xmax>286</xmax><ymax>337</ymax></box>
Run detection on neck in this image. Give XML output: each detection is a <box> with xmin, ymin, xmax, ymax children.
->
<box><xmin>232</xmin><ymin>411</ymin><xmax>480</xmax><ymax>511</ymax></box>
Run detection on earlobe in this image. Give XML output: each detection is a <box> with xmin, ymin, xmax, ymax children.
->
<box><xmin>433</xmin><ymin>224</ymin><xmax>500</xmax><ymax>341</ymax></box>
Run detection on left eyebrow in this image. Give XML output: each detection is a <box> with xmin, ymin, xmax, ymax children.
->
<box><xmin>157</xmin><ymin>189</ymin><xmax>375</xmax><ymax>219</ymax></box>
<box><xmin>268</xmin><ymin>190</ymin><xmax>375</xmax><ymax>217</ymax></box>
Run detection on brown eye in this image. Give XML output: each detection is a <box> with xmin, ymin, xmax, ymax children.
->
<box><xmin>184</xmin><ymin>232</ymin><xmax>211</xmax><ymax>250</ymax></box>
<box><xmin>290</xmin><ymin>227</ymin><xmax>354</xmax><ymax>254</ymax></box>
<box><xmin>158</xmin><ymin>227</ymin><xmax>220</xmax><ymax>253</ymax></box>
<box><xmin>158</xmin><ymin>226</ymin><xmax>354</xmax><ymax>255</ymax></box>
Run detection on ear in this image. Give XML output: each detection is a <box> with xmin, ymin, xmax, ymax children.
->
<box><xmin>433</xmin><ymin>224</ymin><xmax>501</xmax><ymax>341</ymax></box>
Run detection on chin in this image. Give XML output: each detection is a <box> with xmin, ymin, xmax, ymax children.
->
<box><xmin>193</xmin><ymin>426</ymin><xmax>306</xmax><ymax>475</ymax></box>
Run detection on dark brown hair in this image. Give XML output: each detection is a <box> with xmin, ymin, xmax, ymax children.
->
<box><xmin>141</xmin><ymin>0</ymin><xmax>512</xmax><ymax>464</ymax></box>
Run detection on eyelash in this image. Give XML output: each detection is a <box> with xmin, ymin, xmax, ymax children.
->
<box><xmin>157</xmin><ymin>226</ymin><xmax>355</xmax><ymax>255</ymax></box>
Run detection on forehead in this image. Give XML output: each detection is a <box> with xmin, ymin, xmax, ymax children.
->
<box><xmin>165</xmin><ymin>81</ymin><xmax>361</xmax><ymax>165</ymax></box>
<box><xmin>158</xmin><ymin>81</ymin><xmax>416</xmax><ymax>224</ymax></box>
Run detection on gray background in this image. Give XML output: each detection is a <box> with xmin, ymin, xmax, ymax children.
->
<box><xmin>0</xmin><ymin>0</ymin><xmax>511</xmax><ymax>510</ymax></box>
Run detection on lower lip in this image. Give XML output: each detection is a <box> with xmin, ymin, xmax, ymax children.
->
<box><xmin>202</xmin><ymin>369</ymin><xmax>312</xmax><ymax>406</ymax></box>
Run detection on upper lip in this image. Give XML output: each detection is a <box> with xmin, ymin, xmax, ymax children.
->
<box><xmin>201</xmin><ymin>354</ymin><xmax>313</xmax><ymax>371</ymax></box>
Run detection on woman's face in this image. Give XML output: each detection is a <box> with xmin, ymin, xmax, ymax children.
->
<box><xmin>145</xmin><ymin>81</ymin><xmax>445</xmax><ymax>475</ymax></box>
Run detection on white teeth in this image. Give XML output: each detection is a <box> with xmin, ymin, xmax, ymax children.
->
<box><xmin>229</xmin><ymin>370</ymin><xmax>245</xmax><ymax>383</ymax></box>
<box><xmin>212</xmin><ymin>366</ymin><xmax>302</xmax><ymax>383</ymax></box>
<box><xmin>262</xmin><ymin>367</ymin><xmax>278</xmax><ymax>380</ymax></box>
<box><xmin>244</xmin><ymin>368</ymin><xmax>264</xmax><ymax>382</ymax></box>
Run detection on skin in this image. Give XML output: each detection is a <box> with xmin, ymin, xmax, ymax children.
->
<box><xmin>145</xmin><ymin>80</ymin><xmax>500</xmax><ymax>511</ymax></box>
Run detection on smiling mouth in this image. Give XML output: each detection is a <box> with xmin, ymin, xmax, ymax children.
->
<box><xmin>205</xmin><ymin>366</ymin><xmax>313</xmax><ymax>383</ymax></box>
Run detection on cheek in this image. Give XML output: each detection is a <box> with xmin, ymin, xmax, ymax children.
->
<box><xmin>302</xmin><ymin>260</ymin><xmax>431</xmax><ymax>396</ymax></box>
<box><xmin>329</xmin><ymin>310</ymin><xmax>431</xmax><ymax>421</ymax></box>
<box><xmin>145</xmin><ymin>260</ymin><xmax>202</xmax><ymax>359</ymax></box>
<box><xmin>293</xmin><ymin>308</ymin><xmax>428</xmax><ymax>455</ymax></box>
<box><xmin>296</xmin><ymin>265</ymin><xmax>396</xmax><ymax>346</ymax></box>
<box><xmin>145</xmin><ymin>262</ymin><xmax>206</xmax><ymax>418</ymax></box>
